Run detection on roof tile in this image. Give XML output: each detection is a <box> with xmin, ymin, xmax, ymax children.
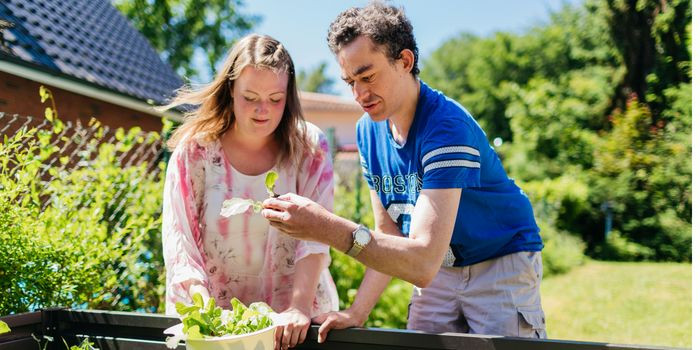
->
<box><xmin>0</xmin><ymin>0</ymin><xmax>182</xmax><ymax>104</ymax></box>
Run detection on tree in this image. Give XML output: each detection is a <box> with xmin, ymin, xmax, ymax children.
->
<box><xmin>589</xmin><ymin>91</ymin><xmax>691</xmax><ymax>261</ymax></box>
<box><xmin>421</xmin><ymin>0</ymin><xmax>691</xmax><ymax>261</ymax></box>
<box><xmin>113</xmin><ymin>0</ymin><xmax>259</xmax><ymax>80</ymax></box>
<box><xmin>604</xmin><ymin>0</ymin><xmax>691</xmax><ymax>115</ymax></box>
<box><xmin>296</xmin><ymin>61</ymin><xmax>336</xmax><ymax>94</ymax></box>
<box><xmin>421</xmin><ymin>4</ymin><xmax>621</xmax><ymax>143</ymax></box>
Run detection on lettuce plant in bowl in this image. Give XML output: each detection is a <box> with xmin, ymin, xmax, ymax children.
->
<box><xmin>165</xmin><ymin>293</ymin><xmax>280</xmax><ymax>350</ymax></box>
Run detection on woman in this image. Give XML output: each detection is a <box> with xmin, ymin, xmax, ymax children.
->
<box><xmin>160</xmin><ymin>34</ymin><xmax>339</xmax><ymax>349</ymax></box>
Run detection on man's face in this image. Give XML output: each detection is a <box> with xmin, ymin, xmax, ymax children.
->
<box><xmin>337</xmin><ymin>36</ymin><xmax>406</xmax><ymax>121</ymax></box>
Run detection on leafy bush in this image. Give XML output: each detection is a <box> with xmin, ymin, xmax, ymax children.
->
<box><xmin>538</xmin><ymin>222</ymin><xmax>587</xmax><ymax>276</ymax></box>
<box><xmin>520</xmin><ymin>176</ymin><xmax>588</xmax><ymax>275</ymax></box>
<box><xmin>423</xmin><ymin>0</ymin><xmax>691</xmax><ymax>263</ymax></box>
<box><xmin>589</xmin><ymin>95</ymin><xmax>691</xmax><ymax>261</ymax></box>
<box><xmin>0</xmin><ymin>114</ymin><xmax>165</xmax><ymax>314</ymax></box>
<box><xmin>591</xmin><ymin>231</ymin><xmax>655</xmax><ymax>261</ymax></box>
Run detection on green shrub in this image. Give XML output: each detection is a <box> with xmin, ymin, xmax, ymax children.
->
<box><xmin>520</xmin><ymin>176</ymin><xmax>588</xmax><ymax>275</ymax></box>
<box><xmin>538</xmin><ymin>220</ymin><xmax>587</xmax><ymax>276</ymax></box>
<box><xmin>590</xmin><ymin>95</ymin><xmax>691</xmax><ymax>261</ymax></box>
<box><xmin>591</xmin><ymin>230</ymin><xmax>655</xmax><ymax>261</ymax></box>
<box><xmin>329</xmin><ymin>248</ymin><xmax>413</xmax><ymax>329</ymax></box>
<box><xmin>0</xmin><ymin>117</ymin><xmax>165</xmax><ymax>314</ymax></box>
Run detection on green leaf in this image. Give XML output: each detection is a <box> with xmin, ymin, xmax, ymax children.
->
<box><xmin>230</xmin><ymin>297</ymin><xmax>246</xmax><ymax>319</ymax></box>
<box><xmin>175</xmin><ymin>302</ymin><xmax>199</xmax><ymax>316</ymax></box>
<box><xmin>265</xmin><ymin>171</ymin><xmax>278</xmax><ymax>197</ymax></box>
<box><xmin>191</xmin><ymin>292</ymin><xmax>204</xmax><ymax>309</ymax></box>
<box><xmin>39</xmin><ymin>86</ymin><xmax>48</xmax><ymax>103</ymax></box>
<box><xmin>53</xmin><ymin>119</ymin><xmax>64</xmax><ymax>134</ymax></box>
<box><xmin>240</xmin><ymin>307</ymin><xmax>259</xmax><ymax>321</ymax></box>
<box><xmin>0</xmin><ymin>320</ymin><xmax>10</xmax><ymax>334</ymax></box>
<box><xmin>205</xmin><ymin>296</ymin><xmax>216</xmax><ymax>313</ymax></box>
<box><xmin>187</xmin><ymin>325</ymin><xmax>203</xmax><ymax>340</ymax></box>
<box><xmin>45</xmin><ymin>108</ymin><xmax>54</xmax><ymax>122</ymax></box>
<box><xmin>115</xmin><ymin>128</ymin><xmax>125</xmax><ymax>141</ymax></box>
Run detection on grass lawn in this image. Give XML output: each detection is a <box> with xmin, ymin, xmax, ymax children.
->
<box><xmin>541</xmin><ymin>260</ymin><xmax>691</xmax><ymax>348</ymax></box>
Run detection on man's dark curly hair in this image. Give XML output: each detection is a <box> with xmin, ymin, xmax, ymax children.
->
<box><xmin>327</xmin><ymin>1</ymin><xmax>420</xmax><ymax>76</ymax></box>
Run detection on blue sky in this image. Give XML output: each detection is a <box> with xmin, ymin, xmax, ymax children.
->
<box><xmin>236</xmin><ymin>0</ymin><xmax>581</xmax><ymax>97</ymax></box>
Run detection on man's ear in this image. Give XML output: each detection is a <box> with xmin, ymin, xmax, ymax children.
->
<box><xmin>398</xmin><ymin>49</ymin><xmax>415</xmax><ymax>73</ymax></box>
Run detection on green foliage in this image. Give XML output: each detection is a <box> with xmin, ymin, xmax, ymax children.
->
<box><xmin>174</xmin><ymin>293</ymin><xmax>273</xmax><ymax>340</ymax></box>
<box><xmin>333</xmin><ymin>171</ymin><xmax>375</xmax><ymax>227</ymax></box>
<box><xmin>331</xmin><ymin>174</ymin><xmax>373</xmax><ymax>310</ymax></box>
<box><xmin>422</xmin><ymin>0</ymin><xmax>691</xmax><ymax>262</ymax></box>
<box><xmin>503</xmin><ymin>67</ymin><xmax>617</xmax><ymax>180</ymax></box>
<box><xmin>65</xmin><ymin>338</ymin><xmax>97</xmax><ymax>350</ymax></box>
<box><xmin>265</xmin><ymin>171</ymin><xmax>279</xmax><ymax>197</ymax></box>
<box><xmin>0</xmin><ymin>89</ymin><xmax>165</xmax><ymax>314</ymax></box>
<box><xmin>604</xmin><ymin>0</ymin><xmax>691</xmax><ymax>113</ymax></box>
<box><xmin>589</xmin><ymin>95</ymin><xmax>691</xmax><ymax>261</ymax></box>
<box><xmin>520</xmin><ymin>177</ymin><xmax>588</xmax><ymax>275</ymax></box>
<box><xmin>591</xmin><ymin>231</ymin><xmax>655</xmax><ymax>261</ymax></box>
<box><xmin>421</xmin><ymin>3</ymin><xmax>621</xmax><ymax>143</ymax></box>
<box><xmin>114</xmin><ymin>0</ymin><xmax>259</xmax><ymax>79</ymax></box>
<box><xmin>328</xmin><ymin>249</ymin><xmax>413</xmax><ymax>329</ymax></box>
<box><xmin>296</xmin><ymin>61</ymin><xmax>337</xmax><ymax>94</ymax></box>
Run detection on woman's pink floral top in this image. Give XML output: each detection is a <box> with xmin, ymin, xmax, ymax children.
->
<box><xmin>162</xmin><ymin>123</ymin><xmax>339</xmax><ymax>316</ymax></box>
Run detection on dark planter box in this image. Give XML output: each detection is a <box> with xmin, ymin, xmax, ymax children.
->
<box><xmin>0</xmin><ymin>309</ymin><xmax>682</xmax><ymax>350</ymax></box>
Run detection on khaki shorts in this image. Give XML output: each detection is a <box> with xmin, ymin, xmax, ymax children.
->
<box><xmin>407</xmin><ymin>251</ymin><xmax>547</xmax><ymax>338</ymax></box>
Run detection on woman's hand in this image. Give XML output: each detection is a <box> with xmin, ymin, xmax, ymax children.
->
<box><xmin>274</xmin><ymin>307</ymin><xmax>311</xmax><ymax>349</ymax></box>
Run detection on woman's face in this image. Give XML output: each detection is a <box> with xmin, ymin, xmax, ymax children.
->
<box><xmin>231</xmin><ymin>66</ymin><xmax>288</xmax><ymax>139</ymax></box>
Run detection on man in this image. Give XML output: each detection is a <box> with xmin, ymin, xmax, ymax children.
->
<box><xmin>262</xmin><ymin>2</ymin><xmax>546</xmax><ymax>342</ymax></box>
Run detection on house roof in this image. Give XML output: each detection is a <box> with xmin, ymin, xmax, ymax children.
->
<box><xmin>0</xmin><ymin>0</ymin><xmax>182</xmax><ymax>105</ymax></box>
<box><xmin>299</xmin><ymin>91</ymin><xmax>362</xmax><ymax>113</ymax></box>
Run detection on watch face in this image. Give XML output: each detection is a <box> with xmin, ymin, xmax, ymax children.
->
<box><xmin>356</xmin><ymin>227</ymin><xmax>371</xmax><ymax>245</ymax></box>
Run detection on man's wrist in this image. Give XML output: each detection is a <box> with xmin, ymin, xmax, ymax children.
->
<box><xmin>328</xmin><ymin>216</ymin><xmax>358</xmax><ymax>253</ymax></box>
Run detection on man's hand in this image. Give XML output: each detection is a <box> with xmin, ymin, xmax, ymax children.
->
<box><xmin>312</xmin><ymin>309</ymin><xmax>366</xmax><ymax>343</ymax></box>
<box><xmin>262</xmin><ymin>193</ymin><xmax>333</xmax><ymax>242</ymax></box>
<box><xmin>275</xmin><ymin>307</ymin><xmax>311</xmax><ymax>349</ymax></box>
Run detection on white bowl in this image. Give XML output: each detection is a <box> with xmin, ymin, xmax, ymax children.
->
<box><xmin>184</xmin><ymin>324</ymin><xmax>276</xmax><ymax>350</ymax></box>
<box><xmin>164</xmin><ymin>322</ymin><xmax>278</xmax><ymax>350</ymax></box>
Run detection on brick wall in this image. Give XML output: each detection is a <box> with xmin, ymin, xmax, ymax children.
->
<box><xmin>0</xmin><ymin>71</ymin><xmax>163</xmax><ymax>132</ymax></box>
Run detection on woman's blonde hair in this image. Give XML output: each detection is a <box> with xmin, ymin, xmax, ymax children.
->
<box><xmin>161</xmin><ymin>34</ymin><xmax>310</xmax><ymax>168</ymax></box>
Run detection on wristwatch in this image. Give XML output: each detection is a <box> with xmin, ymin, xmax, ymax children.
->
<box><xmin>346</xmin><ymin>224</ymin><xmax>371</xmax><ymax>257</ymax></box>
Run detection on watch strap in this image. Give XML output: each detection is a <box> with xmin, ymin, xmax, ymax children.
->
<box><xmin>346</xmin><ymin>241</ymin><xmax>364</xmax><ymax>257</ymax></box>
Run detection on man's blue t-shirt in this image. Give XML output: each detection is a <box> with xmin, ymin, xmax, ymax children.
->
<box><xmin>356</xmin><ymin>81</ymin><xmax>543</xmax><ymax>266</ymax></box>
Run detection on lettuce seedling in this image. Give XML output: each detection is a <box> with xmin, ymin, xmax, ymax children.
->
<box><xmin>265</xmin><ymin>171</ymin><xmax>279</xmax><ymax>198</ymax></box>
<box><xmin>220</xmin><ymin>171</ymin><xmax>279</xmax><ymax>217</ymax></box>
<box><xmin>166</xmin><ymin>293</ymin><xmax>274</xmax><ymax>348</ymax></box>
